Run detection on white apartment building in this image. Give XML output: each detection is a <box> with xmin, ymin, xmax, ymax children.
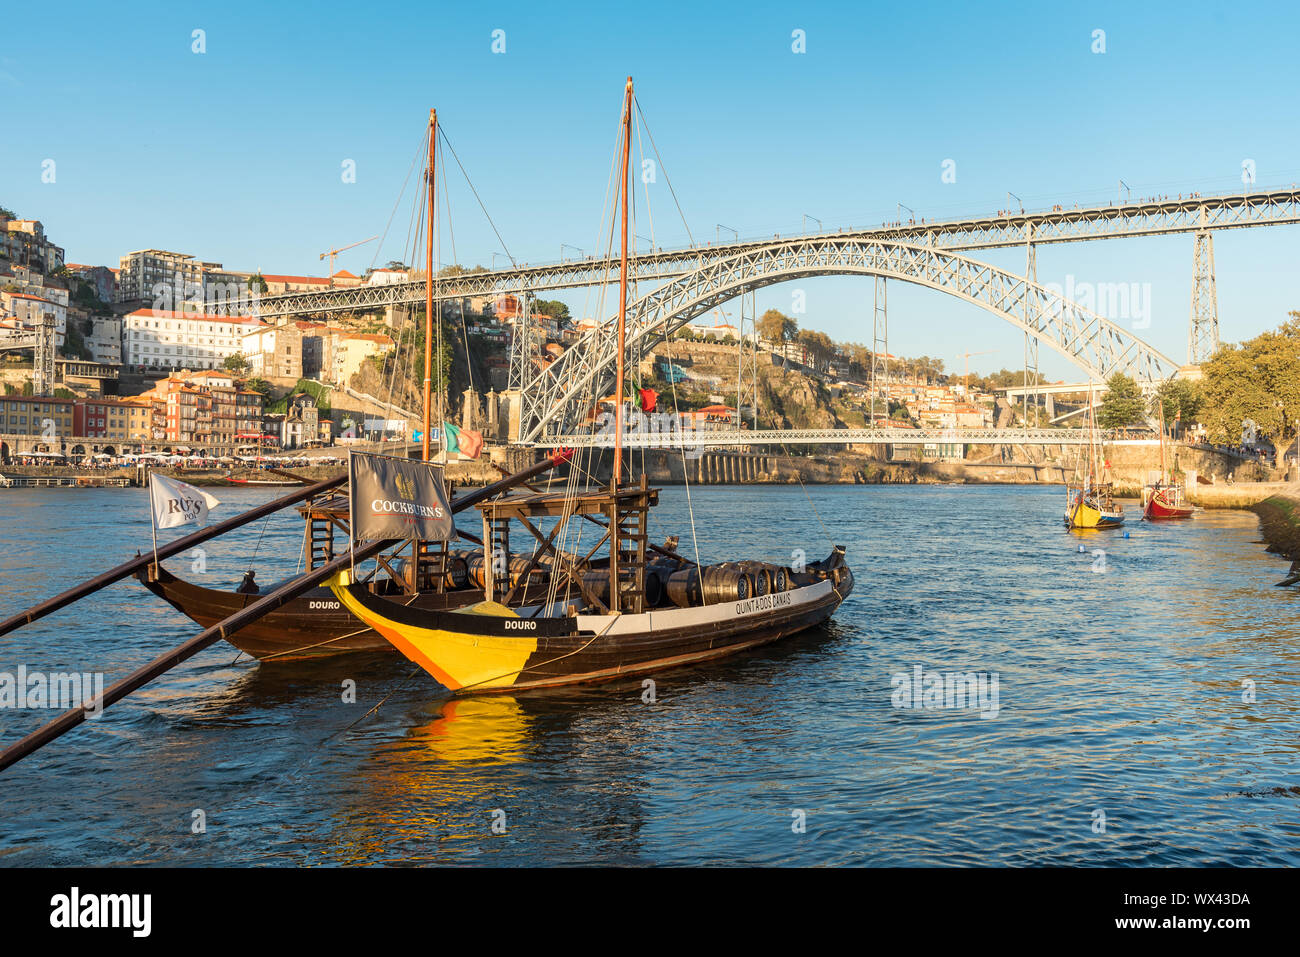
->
<box><xmin>116</xmin><ymin>250</ymin><xmax>209</xmax><ymax>304</ymax></box>
<box><xmin>123</xmin><ymin>308</ymin><xmax>264</xmax><ymax>371</ymax></box>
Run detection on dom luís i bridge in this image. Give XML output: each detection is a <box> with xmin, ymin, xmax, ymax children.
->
<box><xmin>247</xmin><ymin>186</ymin><xmax>1300</xmax><ymax>449</ymax></box>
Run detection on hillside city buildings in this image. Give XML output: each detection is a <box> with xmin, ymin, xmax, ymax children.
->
<box><xmin>1</xmin><ymin>209</ymin><xmax>1010</xmax><ymax>460</ymax></box>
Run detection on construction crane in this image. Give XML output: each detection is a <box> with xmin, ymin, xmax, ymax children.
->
<box><xmin>958</xmin><ymin>349</ymin><xmax>996</xmax><ymax>393</ymax></box>
<box><xmin>319</xmin><ymin>235</ymin><xmax>379</xmax><ymax>284</ymax></box>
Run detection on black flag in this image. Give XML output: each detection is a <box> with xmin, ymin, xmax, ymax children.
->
<box><xmin>348</xmin><ymin>451</ymin><xmax>453</xmax><ymax>542</ymax></box>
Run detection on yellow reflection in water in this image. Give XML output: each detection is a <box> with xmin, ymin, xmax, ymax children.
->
<box><xmin>407</xmin><ymin>695</ymin><xmax>531</xmax><ymax>765</ymax></box>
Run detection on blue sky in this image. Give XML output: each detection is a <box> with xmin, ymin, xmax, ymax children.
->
<box><xmin>4</xmin><ymin>0</ymin><xmax>1299</xmax><ymax>380</ymax></box>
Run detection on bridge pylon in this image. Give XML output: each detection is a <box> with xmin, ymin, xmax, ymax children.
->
<box><xmin>33</xmin><ymin>315</ymin><xmax>57</xmax><ymax>397</ymax></box>
<box><xmin>1188</xmin><ymin>227</ymin><xmax>1219</xmax><ymax>364</ymax></box>
<box><xmin>870</xmin><ymin>277</ymin><xmax>888</xmax><ymax>423</ymax></box>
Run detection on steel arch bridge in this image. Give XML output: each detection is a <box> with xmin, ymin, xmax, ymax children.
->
<box><xmin>517</xmin><ymin>236</ymin><xmax>1181</xmax><ymax>444</ymax></box>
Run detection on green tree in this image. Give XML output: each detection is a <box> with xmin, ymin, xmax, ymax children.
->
<box><xmin>247</xmin><ymin>273</ymin><xmax>269</xmax><ymax>294</ymax></box>
<box><xmin>533</xmin><ymin>299</ymin><xmax>571</xmax><ymax>322</ymax></box>
<box><xmin>243</xmin><ymin>376</ymin><xmax>272</xmax><ymax>396</ymax></box>
<box><xmin>223</xmin><ymin>353</ymin><xmax>249</xmax><ymax>374</ymax></box>
<box><xmin>437</xmin><ymin>263</ymin><xmax>487</xmax><ymax>277</ymax></box>
<box><xmin>757</xmin><ymin>308</ymin><xmax>796</xmax><ymax>344</ymax></box>
<box><xmin>1153</xmin><ymin>378</ymin><xmax>1203</xmax><ymax>430</ymax></box>
<box><xmin>1199</xmin><ymin>313</ymin><xmax>1300</xmax><ymax>453</ymax></box>
<box><xmin>1098</xmin><ymin>372</ymin><xmax>1146</xmax><ymax>428</ymax></box>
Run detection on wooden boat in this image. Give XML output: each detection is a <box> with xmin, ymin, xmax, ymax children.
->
<box><xmin>1065</xmin><ymin>482</ymin><xmax>1125</xmax><ymax>529</ymax></box>
<box><xmin>133</xmin><ymin>561</ymin><xmax>579</xmax><ymax>661</ymax></box>
<box><xmin>327</xmin><ymin>538</ymin><xmax>853</xmax><ymax>693</ymax></box>
<box><xmin>1064</xmin><ymin>386</ymin><xmax>1124</xmax><ymax>529</ymax></box>
<box><xmin>324</xmin><ymin>78</ymin><xmax>854</xmax><ymax>695</ymax></box>
<box><xmin>1142</xmin><ymin>482</ymin><xmax>1194</xmax><ymax>519</ymax></box>
<box><xmin>1141</xmin><ymin>402</ymin><xmax>1194</xmax><ymax>520</ymax></box>
<box><xmin>137</xmin><ymin>563</ymin><xmax>404</xmax><ymax>659</ymax></box>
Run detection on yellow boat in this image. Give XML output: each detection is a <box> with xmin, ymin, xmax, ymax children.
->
<box><xmin>1064</xmin><ymin>482</ymin><xmax>1125</xmax><ymax>529</ymax></box>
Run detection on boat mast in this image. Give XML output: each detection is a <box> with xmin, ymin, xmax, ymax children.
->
<box><xmin>1158</xmin><ymin>396</ymin><xmax>1168</xmax><ymax>484</ymax></box>
<box><xmin>612</xmin><ymin>76</ymin><xmax>633</xmax><ymax>490</ymax></box>
<box><xmin>422</xmin><ymin>108</ymin><xmax>437</xmax><ymax>463</ymax></box>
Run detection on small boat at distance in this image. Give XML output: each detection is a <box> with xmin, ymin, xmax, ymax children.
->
<box><xmin>1141</xmin><ymin>402</ymin><xmax>1194</xmax><ymax>520</ymax></box>
<box><xmin>1064</xmin><ymin>391</ymin><xmax>1124</xmax><ymax>529</ymax></box>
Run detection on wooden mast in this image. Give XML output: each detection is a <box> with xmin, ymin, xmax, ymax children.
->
<box><xmin>1158</xmin><ymin>397</ymin><xmax>1168</xmax><ymax>484</ymax></box>
<box><xmin>422</xmin><ymin>108</ymin><xmax>437</xmax><ymax>462</ymax></box>
<box><xmin>612</xmin><ymin>77</ymin><xmax>633</xmax><ymax>490</ymax></box>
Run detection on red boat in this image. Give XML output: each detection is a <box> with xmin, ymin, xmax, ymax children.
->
<box><xmin>1142</xmin><ymin>402</ymin><xmax>1194</xmax><ymax>520</ymax></box>
<box><xmin>1142</xmin><ymin>482</ymin><xmax>1194</xmax><ymax>519</ymax></box>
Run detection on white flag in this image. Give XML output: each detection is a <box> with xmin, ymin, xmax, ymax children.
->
<box><xmin>150</xmin><ymin>473</ymin><xmax>221</xmax><ymax>530</ymax></box>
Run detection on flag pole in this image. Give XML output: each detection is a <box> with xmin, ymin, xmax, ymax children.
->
<box><xmin>148</xmin><ymin>470</ymin><xmax>159</xmax><ymax>572</ymax></box>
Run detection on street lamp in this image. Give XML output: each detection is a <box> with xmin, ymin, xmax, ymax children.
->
<box><xmin>897</xmin><ymin>203</ymin><xmax>913</xmax><ymax>223</ymax></box>
<box><xmin>1007</xmin><ymin>191</ymin><xmax>1022</xmax><ymax>214</ymax></box>
<box><xmin>1118</xmin><ymin>179</ymin><xmax>1131</xmax><ymax>204</ymax></box>
<box><xmin>802</xmin><ymin>214</ymin><xmax>822</xmax><ymax>233</ymax></box>
<box><xmin>716</xmin><ymin>224</ymin><xmax>738</xmax><ymax>244</ymax></box>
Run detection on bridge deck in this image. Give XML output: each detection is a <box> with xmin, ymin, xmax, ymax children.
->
<box><xmin>247</xmin><ymin>186</ymin><xmax>1300</xmax><ymax>319</ymax></box>
<box><xmin>532</xmin><ymin>428</ymin><xmax>1107</xmax><ymax>448</ymax></box>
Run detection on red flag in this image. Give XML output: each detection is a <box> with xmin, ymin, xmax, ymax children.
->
<box><xmin>457</xmin><ymin>428</ymin><xmax>485</xmax><ymax>459</ymax></box>
<box><xmin>638</xmin><ymin>388</ymin><xmax>658</xmax><ymax>413</ymax></box>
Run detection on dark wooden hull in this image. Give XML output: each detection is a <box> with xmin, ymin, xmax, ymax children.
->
<box><xmin>135</xmin><ymin>565</ymin><xmax>483</xmax><ymax>661</ymax></box>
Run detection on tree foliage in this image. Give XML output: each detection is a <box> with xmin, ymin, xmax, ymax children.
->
<box><xmin>533</xmin><ymin>299</ymin><xmax>571</xmax><ymax>322</ymax></box>
<box><xmin>1098</xmin><ymin>372</ymin><xmax>1146</xmax><ymax>428</ymax></box>
<box><xmin>757</xmin><ymin>308</ymin><xmax>796</xmax><ymax>344</ymax></box>
<box><xmin>1152</xmin><ymin>378</ymin><xmax>1203</xmax><ymax>427</ymax></box>
<box><xmin>1199</xmin><ymin>312</ymin><xmax>1300</xmax><ymax>451</ymax></box>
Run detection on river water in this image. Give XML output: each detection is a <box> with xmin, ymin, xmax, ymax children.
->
<box><xmin>1</xmin><ymin>483</ymin><xmax>1297</xmax><ymax>866</ymax></box>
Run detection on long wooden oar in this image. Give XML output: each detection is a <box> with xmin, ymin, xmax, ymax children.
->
<box><xmin>0</xmin><ymin>537</ymin><xmax>392</xmax><ymax>773</ymax></box>
<box><xmin>0</xmin><ymin>474</ymin><xmax>348</xmax><ymax>639</ymax></box>
<box><xmin>0</xmin><ymin>449</ymin><xmax>572</xmax><ymax>771</ymax></box>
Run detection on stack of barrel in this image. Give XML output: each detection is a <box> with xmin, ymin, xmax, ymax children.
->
<box><xmin>440</xmin><ymin>548</ymin><xmax>552</xmax><ymax>592</ymax></box>
<box><xmin>665</xmin><ymin>560</ymin><xmax>793</xmax><ymax>608</ymax></box>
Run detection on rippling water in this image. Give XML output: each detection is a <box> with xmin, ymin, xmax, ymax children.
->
<box><xmin>1</xmin><ymin>483</ymin><xmax>1298</xmax><ymax>866</ymax></box>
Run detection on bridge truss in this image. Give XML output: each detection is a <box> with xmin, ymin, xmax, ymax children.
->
<box><xmin>246</xmin><ymin>186</ymin><xmax>1300</xmax><ymax>320</ymax></box>
<box><xmin>516</xmin><ymin>237</ymin><xmax>1181</xmax><ymax>444</ymax></box>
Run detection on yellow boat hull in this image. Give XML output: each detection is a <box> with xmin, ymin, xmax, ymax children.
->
<box><xmin>1065</xmin><ymin>499</ymin><xmax>1124</xmax><ymax>529</ymax></box>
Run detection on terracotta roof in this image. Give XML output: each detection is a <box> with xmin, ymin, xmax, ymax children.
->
<box><xmin>3</xmin><ymin>292</ymin><xmax>59</xmax><ymax>305</ymax></box>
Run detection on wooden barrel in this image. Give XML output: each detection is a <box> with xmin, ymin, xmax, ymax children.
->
<box><xmin>701</xmin><ymin>564</ymin><xmax>751</xmax><ymax>603</ymax></box>
<box><xmin>666</xmin><ymin>568</ymin><xmax>701</xmax><ymax>607</ymax></box>
<box><xmin>579</xmin><ymin>569</ymin><xmax>662</xmax><ymax>608</ymax></box>
<box><xmin>771</xmin><ymin>566</ymin><xmax>790</xmax><ymax>592</ymax></box>
<box><xmin>508</xmin><ymin>555</ymin><xmax>549</xmax><ymax>585</ymax></box>
<box><xmin>739</xmin><ymin>561</ymin><xmax>772</xmax><ymax>596</ymax></box>
<box><xmin>440</xmin><ymin>555</ymin><xmax>469</xmax><ymax>589</ymax></box>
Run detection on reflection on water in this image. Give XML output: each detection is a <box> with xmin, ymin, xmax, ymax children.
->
<box><xmin>1</xmin><ymin>484</ymin><xmax>1299</xmax><ymax>865</ymax></box>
